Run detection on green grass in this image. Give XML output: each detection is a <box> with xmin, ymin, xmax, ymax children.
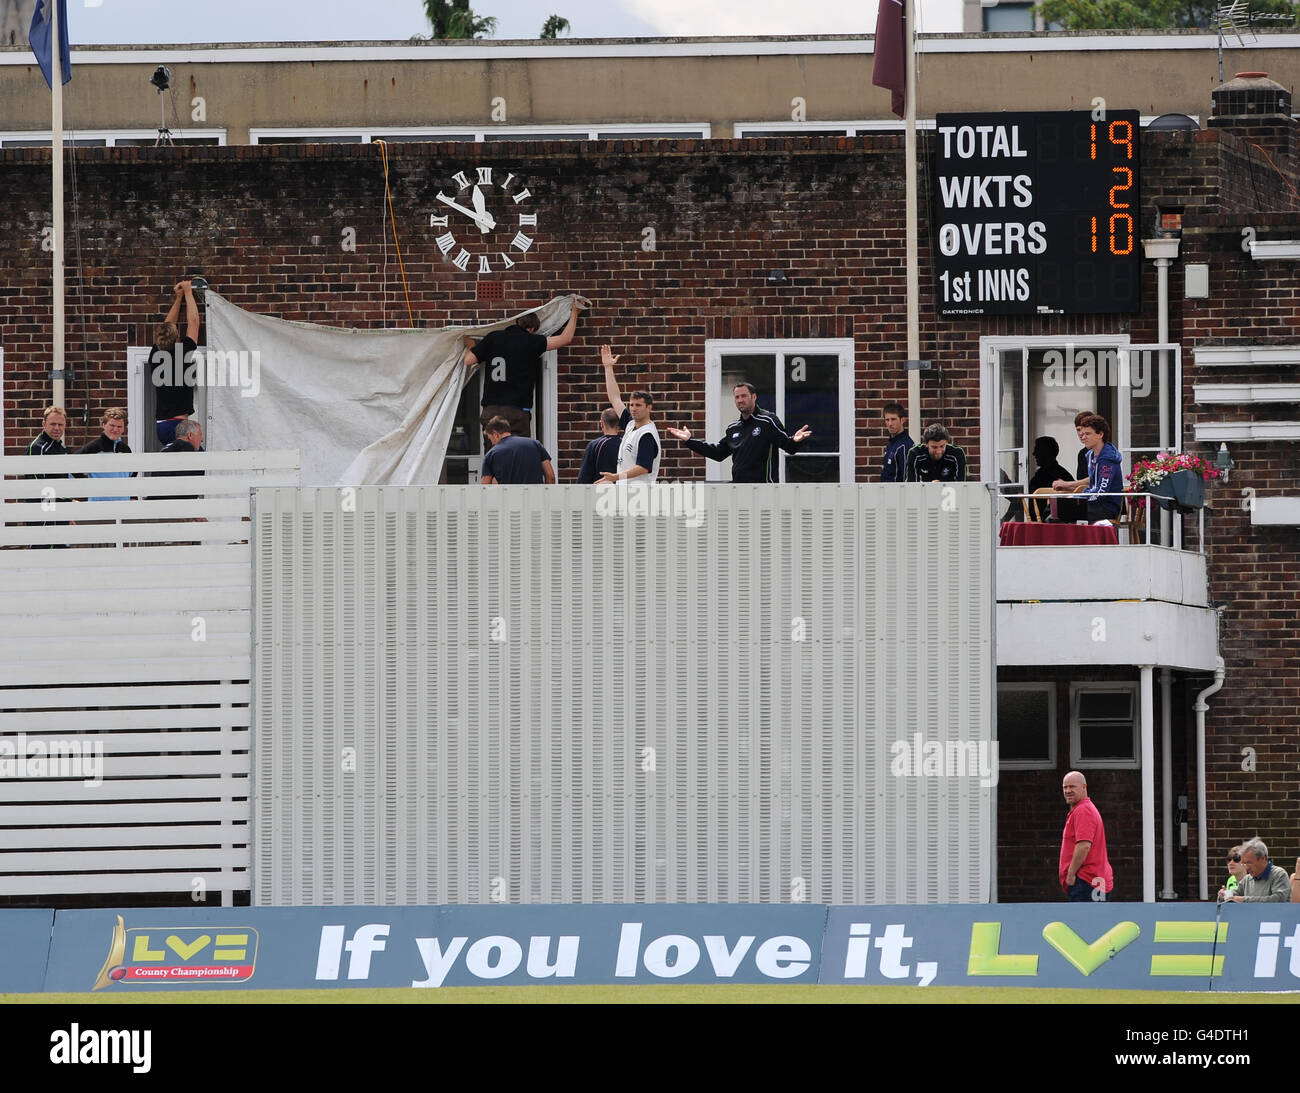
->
<box><xmin>5</xmin><ymin>984</ymin><xmax>1298</xmax><ymax>1003</ymax></box>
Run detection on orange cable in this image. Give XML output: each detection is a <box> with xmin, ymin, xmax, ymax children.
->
<box><xmin>1246</xmin><ymin>140</ymin><xmax>1300</xmax><ymax>205</ymax></box>
<box><xmin>376</xmin><ymin>140</ymin><xmax>415</xmax><ymax>327</ymax></box>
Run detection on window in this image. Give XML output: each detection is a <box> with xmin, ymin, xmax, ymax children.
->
<box><xmin>0</xmin><ymin>130</ymin><xmax>227</xmax><ymax>147</ymax></box>
<box><xmin>983</xmin><ymin>2</ymin><xmax>1035</xmax><ymax>31</ymax></box>
<box><xmin>1070</xmin><ymin>683</ymin><xmax>1139</xmax><ymax>768</ymax></box>
<box><xmin>997</xmin><ymin>683</ymin><xmax>1056</xmax><ymax>769</ymax></box>
<box><xmin>702</xmin><ymin>340</ymin><xmax>855</xmax><ymax>482</ymax></box>
<box><xmin>442</xmin><ymin>350</ymin><xmax>557</xmax><ymax>484</ymax></box>
<box><xmin>251</xmin><ymin>124</ymin><xmax>710</xmax><ymax>145</ymax></box>
<box><xmin>126</xmin><ymin>345</ymin><xmax>209</xmax><ymax>454</ymax></box>
<box><xmin>981</xmin><ymin>335</ymin><xmax>1181</xmax><ymax>532</ymax></box>
<box><xmin>732</xmin><ymin>120</ymin><xmax>936</xmax><ymax>138</ymax></box>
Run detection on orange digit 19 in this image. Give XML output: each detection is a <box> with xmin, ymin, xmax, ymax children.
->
<box><xmin>1109</xmin><ymin>119</ymin><xmax>1133</xmax><ymax>159</ymax></box>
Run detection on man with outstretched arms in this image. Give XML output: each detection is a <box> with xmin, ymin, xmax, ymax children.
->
<box><xmin>667</xmin><ymin>382</ymin><xmax>810</xmax><ymax>482</ymax></box>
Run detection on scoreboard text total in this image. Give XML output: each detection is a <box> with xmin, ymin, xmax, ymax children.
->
<box><xmin>934</xmin><ymin>111</ymin><xmax>1141</xmax><ymax>317</ymax></box>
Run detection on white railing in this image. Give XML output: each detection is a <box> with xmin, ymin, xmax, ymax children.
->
<box><xmin>0</xmin><ymin>450</ymin><xmax>298</xmax><ymax>905</ymax></box>
<box><xmin>999</xmin><ymin>491</ymin><xmax>1207</xmax><ymax>552</ymax></box>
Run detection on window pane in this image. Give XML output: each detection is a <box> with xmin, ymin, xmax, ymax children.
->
<box><xmin>999</xmin><ymin>450</ymin><xmax>1022</xmax><ymax>494</ymax></box>
<box><xmin>258</xmin><ymin>135</ymin><xmax>363</xmax><ymax>144</ymax></box>
<box><xmin>1078</xmin><ymin>691</ymin><xmax>1132</xmax><ymax>720</ymax></box>
<box><xmin>714</xmin><ymin>355</ymin><xmax>776</xmax><ymax>483</ymax></box>
<box><xmin>442</xmin><ymin>372</ymin><xmax>484</xmax><ymax>483</ymax></box>
<box><xmin>998</xmin><ymin>689</ymin><xmax>1051</xmax><ymax>761</ymax></box>
<box><xmin>785</xmin><ymin>455</ymin><xmax>839</xmax><ymax>483</ymax></box>
<box><xmin>999</xmin><ymin>350</ymin><xmax>1023</xmax><ymax>451</ymax></box>
<box><xmin>594</xmin><ymin>130</ymin><xmax>706</xmax><ymax>139</ymax></box>
<box><xmin>738</xmin><ymin>128</ymin><xmax>850</xmax><ymax>137</ymax></box>
<box><xmin>719</xmin><ymin>356</ymin><xmax>777</xmax><ymax>416</ymax></box>
<box><xmin>984</xmin><ymin>3</ymin><xmax>1034</xmax><ymax>30</ymax></box>
<box><xmin>483</xmin><ymin>131</ymin><xmax>583</xmax><ymax>141</ymax></box>
<box><xmin>1078</xmin><ymin>722</ymin><xmax>1134</xmax><ymax>761</ymax></box>
<box><xmin>785</xmin><ymin>353</ymin><xmax>838</xmax><ymax>454</ymax></box>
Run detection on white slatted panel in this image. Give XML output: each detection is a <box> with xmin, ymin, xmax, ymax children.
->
<box><xmin>253</xmin><ymin>484</ymin><xmax>994</xmax><ymax>906</ymax></box>
<box><xmin>0</xmin><ymin>450</ymin><xmax>298</xmax><ymax>904</ymax></box>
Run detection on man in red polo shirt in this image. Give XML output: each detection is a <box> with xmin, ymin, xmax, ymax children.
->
<box><xmin>1060</xmin><ymin>771</ymin><xmax>1114</xmax><ymax>902</ymax></box>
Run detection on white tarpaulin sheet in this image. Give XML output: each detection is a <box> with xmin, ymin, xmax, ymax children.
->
<box><xmin>205</xmin><ymin>291</ymin><xmax>582</xmax><ymax>485</ymax></box>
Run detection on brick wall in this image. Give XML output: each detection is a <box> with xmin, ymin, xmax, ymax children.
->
<box><xmin>2</xmin><ymin>137</ymin><xmax>935</xmax><ymax>478</ymax></box>
<box><xmin>3</xmin><ymin>129</ymin><xmax>1296</xmax><ymax>901</ymax></box>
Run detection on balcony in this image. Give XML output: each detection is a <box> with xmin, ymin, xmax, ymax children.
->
<box><xmin>995</xmin><ymin>497</ymin><xmax>1218</xmax><ymax>671</ymax></box>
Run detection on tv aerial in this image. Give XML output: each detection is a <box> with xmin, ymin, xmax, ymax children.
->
<box><xmin>1216</xmin><ymin>2</ymin><xmax>1296</xmax><ymax>82</ymax></box>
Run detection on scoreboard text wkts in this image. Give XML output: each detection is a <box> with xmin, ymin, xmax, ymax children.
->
<box><xmin>934</xmin><ymin>111</ymin><xmax>1141</xmax><ymax>317</ymax></box>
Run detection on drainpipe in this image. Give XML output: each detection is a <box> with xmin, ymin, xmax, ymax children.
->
<box><xmin>1141</xmin><ymin>665</ymin><xmax>1155</xmax><ymax>902</ymax></box>
<box><xmin>1193</xmin><ymin>658</ymin><xmax>1226</xmax><ymax>901</ymax></box>
<box><xmin>1143</xmin><ymin>236</ymin><xmax>1180</xmax><ymax>548</ymax></box>
<box><xmin>1160</xmin><ymin>667</ymin><xmax>1175</xmax><ymax>899</ymax></box>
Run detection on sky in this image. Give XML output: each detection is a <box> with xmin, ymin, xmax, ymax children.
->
<box><xmin>57</xmin><ymin>0</ymin><xmax>965</xmax><ymax>44</ymax></box>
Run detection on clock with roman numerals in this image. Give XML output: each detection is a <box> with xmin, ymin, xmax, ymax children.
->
<box><xmin>429</xmin><ymin>166</ymin><xmax>538</xmax><ymax>275</ymax></box>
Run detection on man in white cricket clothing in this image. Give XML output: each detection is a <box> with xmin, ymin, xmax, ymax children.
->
<box><xmin>598</xmin><ymin>344</ymin><xmax>660</xmax><ymax>484</ymax></box>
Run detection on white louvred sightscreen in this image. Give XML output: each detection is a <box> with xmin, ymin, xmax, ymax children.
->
<box><xmin>253</xmin><ymin>484</ymin><xmax>994</xmax><ymax>906</ymax></box>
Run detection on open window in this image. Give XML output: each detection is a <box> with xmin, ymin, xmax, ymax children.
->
<box><xmin>702</xmin><ymin>339</ymin><xmax>855</xmax><ymax>482</ymax></box>
<box><xmin>981</xmin><ymin>336</ymin><xmax>1182</xmax><ymax>514</ymax></box>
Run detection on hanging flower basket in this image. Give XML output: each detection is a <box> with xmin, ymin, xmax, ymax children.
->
<box><xmin>1126</xmin><ymin>453</ymin><xmax>1220</xmax><ymax>513</ymax></box>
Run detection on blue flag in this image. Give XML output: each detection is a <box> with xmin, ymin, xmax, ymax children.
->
<box><xmin>29</xmin><ymin>0</ymin><xmax>72</xmax><ymax>90</ymax></box>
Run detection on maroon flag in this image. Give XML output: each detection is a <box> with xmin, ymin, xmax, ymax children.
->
<box><xmin>872</xmin><ymin>0</ymin><xmax>905</xmax><ymax>119</ymax></box>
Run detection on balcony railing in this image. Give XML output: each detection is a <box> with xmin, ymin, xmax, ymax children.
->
<box><xmin>998</xmin><ymin>491</ymin><xmax>1208</xmax><ymax>553</ymax></box>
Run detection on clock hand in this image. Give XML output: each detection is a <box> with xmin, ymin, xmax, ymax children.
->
<box><xmin>470</xmin><ymin>186</ymin><xmax>493</xmax><ymax>235</ymax></box>
<box><xmin>436</xmin><ymin>191</ymin><xmax>496</xmax><ymax>232</ymax></box>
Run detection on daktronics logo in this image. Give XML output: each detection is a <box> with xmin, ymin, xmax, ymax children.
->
<box><xmin>93</xmin><ymin>916</ymin><xmax>259</xmax><ymax>990</ymax></box>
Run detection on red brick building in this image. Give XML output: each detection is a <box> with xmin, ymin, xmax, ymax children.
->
<box><xmin>1</xmin><ymin>74</ymin><xmax>1296</xmax><ymax>903</ymax></box>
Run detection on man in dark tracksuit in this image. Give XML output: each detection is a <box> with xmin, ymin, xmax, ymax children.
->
<box><xmin>881</xmin><ymin>401</ymin><xmax>914</xmax><ymax>482</ymax></box>
<box><xmin>904</xmin><ymin>423</ymin><xmax>967</xmax><ymax>482</ymax></box>
<box><xmin>668</xmin><ymin>382</ymin><xmax>811</xmax><ymax>482</ymax></box>
<box><xmin>576</xmin><ymin>407</ymin><xmax>623</xmax><ymax>485</ymax></box>
<box><xmin>26</xmin><ymin>405</ymin><xmax>70</xmax><ymax>547</ymax></box>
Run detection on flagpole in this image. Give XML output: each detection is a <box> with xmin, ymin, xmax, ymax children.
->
<box><xmin>904</xmin><ymin>0</ymin><xmax>919</xmax><ymax>435</ymax></box>
<box><xmin>51</xmin><ymin>0</ymin><xmax>65</xmax><ymax>409</ymax></box>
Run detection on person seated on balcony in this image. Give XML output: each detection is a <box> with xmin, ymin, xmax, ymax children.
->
<box><xmin>903</xmin><ymin>423</ymin><xmax>966</xmax><ymax>482</ymax></box>
<box><xmin>1073</xmin><ymin>409</ymin><xmax>1094</xmax><ymax>486</ymax></box>
<box><xmin>1050</xmin><ymin>414</ymin><xmax>1122</xmax><ymax>524</ymax></box>
<box><xmin>1015</xmin><ymin>436</ymin><xmax>1073</xmax><ymax>521</ymax></box>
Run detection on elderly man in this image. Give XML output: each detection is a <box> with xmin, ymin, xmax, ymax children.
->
<box><xmin>1059</xmin><ymin>770</ymin><xmax>1114</xmax><ymax>902</ymax></box>
<box><xmin>1218</xmin><ymin>838</ymin><xmax>1292</xmax><ymax>902</ymax></box>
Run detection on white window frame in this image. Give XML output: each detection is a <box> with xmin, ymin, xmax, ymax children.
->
<box><xmin>996</xmin><ymin>682</ymin><xmax>1057</xmax><ymax>770</ymax></box>
<box><xmin>250</xmin><ymin>124</ymin><xmax>710</xmax><ymax>144</ymax></box>
<box><xmin>703</xmin><ymin>339</ymin><xmax>855</xmax><ymax>483</ymax></box>
<box><xmin>0</xmin><ymin>129</ymin><xmax>227</xmax><ymax>147</ymax></box>
<box><xmin>732</xmin><ymin>120</ymin><xmax>937</xmax><ymax>137</ymax></box>
<box><xmin>979</xmin><ymin>334</ymin><xmax>1131</xmax><ymax>493</ymax></box>
<box><xmin>127</xmin><ymin>345</ymin><xmax>208</xmax><ymax>453</ymax></box>
<box><xmin>1069</xmin><ymin>681</ymin><xmax>1140</xmax><ymax>770</ymax></box>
